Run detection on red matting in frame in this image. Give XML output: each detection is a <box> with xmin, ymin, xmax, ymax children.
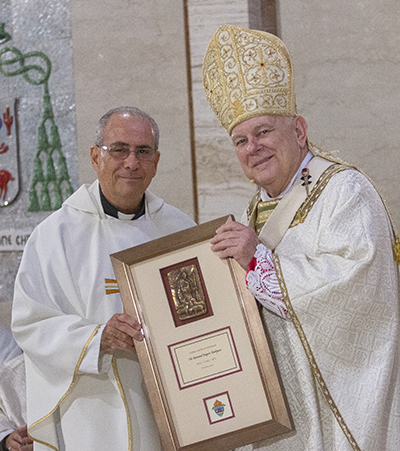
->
<box><xmin>167</xmin><ymin>326</ymin><xmax>242</xmax><ymax>390</ymax></box>
<box><xmin>203</xmin><ymin>391</ymin><xmax>235</xmax><ymax>425</ymax></box>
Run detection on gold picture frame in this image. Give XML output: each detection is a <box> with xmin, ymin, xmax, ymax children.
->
<box><xmin>110</xmin><ymin>215</ymin><xmax>293</xmax><ymax>451</ymax></box>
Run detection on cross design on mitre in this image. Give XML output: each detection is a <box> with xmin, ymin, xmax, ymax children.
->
<box><xmin>252</xmin><ymin>46</ymin><xmax>280</xmax><ymax>85</ymax></box>
<box><xmin>205</xmin><ymin>70</ymin><xmax>220</xmax><ymax>104</ymax></box>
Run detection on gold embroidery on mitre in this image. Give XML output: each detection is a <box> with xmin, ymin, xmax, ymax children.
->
<box><xmin>273</xmin><ymin>254</ymin><xmax>361</xmax><ymax>451</ymax></box>
<box><xmin>202</xmin><ymin>24</ymin><xmax>297</xmax><ymax>134</ymax></box>
<box><xmin>233</xmin><ymin>98</ymin><xmax>245</xmax><ymax>117</ymax></box>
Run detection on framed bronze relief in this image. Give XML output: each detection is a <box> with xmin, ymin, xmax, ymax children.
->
<box><xmin>160</xmin><ymin>257</ymin><xmax>213</xmax><ymax>327</ymax></box>
<box><xmin>110</xmin><ymin>215</ymin><xmax>292</xmax><ymax>451</ymax></box>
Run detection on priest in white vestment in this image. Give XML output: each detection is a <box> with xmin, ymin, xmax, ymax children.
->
<box><xmin>203</xmin><ymin>25</ymin><xmax>400</xmax><ymax>450</ymax></box>
<box><xmin>11</xmin><ymin>107</ymin><xmax>196</xmax><ymax>450</ymax></box>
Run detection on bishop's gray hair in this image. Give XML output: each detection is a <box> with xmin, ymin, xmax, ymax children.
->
<box><xmin>94</xmin><ymin>106</ymin><xmax>160</xmax><ymax>151</ymax></box>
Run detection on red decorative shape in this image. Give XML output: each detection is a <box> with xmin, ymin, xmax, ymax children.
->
<box><xmin>0</xmin><ymin>143</ymin><xmax>9</xmax><ymax>154</ymax></box>
<box><xmin>0</xmin><ymin>170</ymin><xmax>14</xmax><ymax>200</ymax></box>
<box><xmin>3</xmin><ymin>107</ymin><xmax>13</xmax><ymax>136</ymax></box>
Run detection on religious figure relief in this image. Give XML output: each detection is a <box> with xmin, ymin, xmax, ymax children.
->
<box><xmin>168</xmin><ymin>264</ymin><xmax>207</xmax><ymax>320</ymax></box>
<box><xmin>160</xmin><ymin>258</ymin><xmax>213</xmax><ymax>327</ymax></box>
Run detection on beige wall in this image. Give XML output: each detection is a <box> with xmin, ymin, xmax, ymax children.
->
<box><xmin>70</xmin><ymin>0</ymin><xmax>195</xmax><ymax>219</ymax></box>
<box><xmin>71</xmin><ymin>0</ymin><xmax>400</xmax><ymax>229</ymax></box>
<box><xmin>278</xmin><ymin>0</ymin><xmax>400</xmax><ymax>229</ymax></box>
<box><xmin>187</xmin><ymin>0</ymin><xmax>259</xmax><ymax>224</ymax></box>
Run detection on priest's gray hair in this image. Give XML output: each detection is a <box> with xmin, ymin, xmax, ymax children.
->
<box><xmin>94</xmin><ymin>106</ymin><xmax>160</xmax><ymax>151</ymax></box>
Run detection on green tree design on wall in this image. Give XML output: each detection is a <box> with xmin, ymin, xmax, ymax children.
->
<box><xmin>0</xmin><ymin>22</ymin><xmax>74</xmax><ymax>211</ymax></box>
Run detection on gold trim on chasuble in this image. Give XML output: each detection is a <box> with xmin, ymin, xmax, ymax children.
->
<box><xmin>28</xmin><ymin>325</ymin><xmax>102</xmax><ymax>451</ymax></box>
<box><xmin>261</xmin><ymin>163</ymin><xmax>364</xmax><ymax>449</ymax></box>
<box><xmin>105</xmin><ymin>280</ymin><xmax>132</xmax><ymax>448</ymax></box>
<box><xmin>251</xmin><ymin>163</ymin><xmax>362</xmax><ymax>449</ymax></box>
<box><xmin>255</xmin><ymin>199</ymin><xmax>279</xmax><ymax>235</ymax></box>
<box><xmin>246</xmin><ymin>189</ymin><xmax>261</xmax><ymax>226</ymax></box>
<box><xmin>247</xmin><ymin>163</ymin><xmax>350</xmax><ymax>235</ymax></box>
<box><xmin>308</xmin><ymin>142</ymin><xmax>400</xmax><ymax>265</ymax></box>
<box><xmin>106</xmin><ymin>278</ymin><xmax>120</xmax><ymax>295</ymax></box>
<box><xmin>273</xmin><ymin>254</ymin><xmax>361</xmax><ymax>451</ymax></box>
<box><xmin>394</xmin><ymin>235</ymin><xmax>400</xmax><ymax>265</ymax></box>
<box><xmin>290</xmin><ymin>164</ymin><xmax>351</xmax><ymax>227</ymax></box>
<box><xmin>351</xmin><ymin>164</ymin><xmax>400</xmax><ymax>266</ymax></box>
<box><xmin>112</xmin><ymin>357</ymin><xmax>132</xmax><ymax>451</ymax></box>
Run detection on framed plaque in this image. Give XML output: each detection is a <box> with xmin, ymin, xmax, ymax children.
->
<box><xmin>110</xmin><ymin>215</ymin><xmax>292</xmax><ymax>451</ymax></box>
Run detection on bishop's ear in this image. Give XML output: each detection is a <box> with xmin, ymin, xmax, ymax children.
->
<box><xmin>295</xmin><ymin>116</ymin><xmax>308</xmax><ymax>148</ymax></box>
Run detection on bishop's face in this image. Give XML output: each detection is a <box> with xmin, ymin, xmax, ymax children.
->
<box><xmin>90</xmin><ymin>113</ymin><xmax>160</xmax><ymax>213</ymax></box>
<box><xmin>231</xmin><ymin>115</ymin><xmax>308</xmax><ymax>198</ymax></box>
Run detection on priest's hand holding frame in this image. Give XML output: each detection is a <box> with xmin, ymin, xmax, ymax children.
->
<box><xmin>100</xmin><ymin>313</ymin><xmax>143</xmax><ymax>354</ymax></box>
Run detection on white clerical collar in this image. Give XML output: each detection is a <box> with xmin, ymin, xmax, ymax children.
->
<box><xmin>261</xmin><ymin>151</ymin><xmax>313</xmax><ymax>201</ymax></box>
<box><xmin>117</xmin><ymin>211</ymin><xmax>136</xmax><ymax>220</ymax></box>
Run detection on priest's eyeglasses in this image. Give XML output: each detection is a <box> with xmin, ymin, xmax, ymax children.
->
<box><xmin>100</xmin><ymin>143</ymin><xmax>157</xmax><ymax>162</ymax></box>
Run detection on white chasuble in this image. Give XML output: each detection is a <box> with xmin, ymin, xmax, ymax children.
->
<box><xmin>12</xmin><ymin>180</ymin><xmax>196</xmax><ymax>451</ymax></box>
<box><xmin>240</xmin><ymin>163</ymin><xmax>400</xmax><ymax>451</ymax></box>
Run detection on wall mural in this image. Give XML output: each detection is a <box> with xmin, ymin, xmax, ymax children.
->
<box><xmin>0</xmin><ymin>22</ymin><xmax>73</xmax><ymax>211</ymax></box>
<box><xmin>0</xmin><ymin>104</ymin><xmax>16</xmax><ymax>205</ymax></box>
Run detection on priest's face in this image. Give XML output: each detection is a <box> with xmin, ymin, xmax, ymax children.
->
<box><xmin>90</xmin><ymin>113</ymin><xmax>160</xmax><ymax>213</ymax></box>
<box><xmin>231</xmin><ymin>115</ymin><xmax>308</xmax><ymax>198</ymax></box>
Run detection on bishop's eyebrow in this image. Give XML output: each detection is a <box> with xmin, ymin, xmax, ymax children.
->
<box><xmin>231</xmin><ymin>131</ymin><xmax>246</xmax><ymax>142</ymax></box>
<box><xmin>254</xmin><ymin>122</ymin><xmax>275</xmax><ymax>132</ymax></box>
<box><xmin>231</xmin><ymin>122</ymin><xmax>274</xmax><ymax>141</ymax></box>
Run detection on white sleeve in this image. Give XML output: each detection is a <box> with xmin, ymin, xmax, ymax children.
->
<box><xmin>0</xmin><ymin>427</ymin><xmax>14</xmax><ymax>444</ymax></box>
<box><xmin>246</xmin><ymin>243</ymin><xmax>290</xmax><ymax>320</ymax></box>
<box><xmin>0</xmin><ymin>394</ymin><xmax>16</xmax><ymax>442</ymax></box>
<box><xmin>78</xmin><ymin>325</ymin><xmax>112</xmax><ymax>374</ymax></box>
